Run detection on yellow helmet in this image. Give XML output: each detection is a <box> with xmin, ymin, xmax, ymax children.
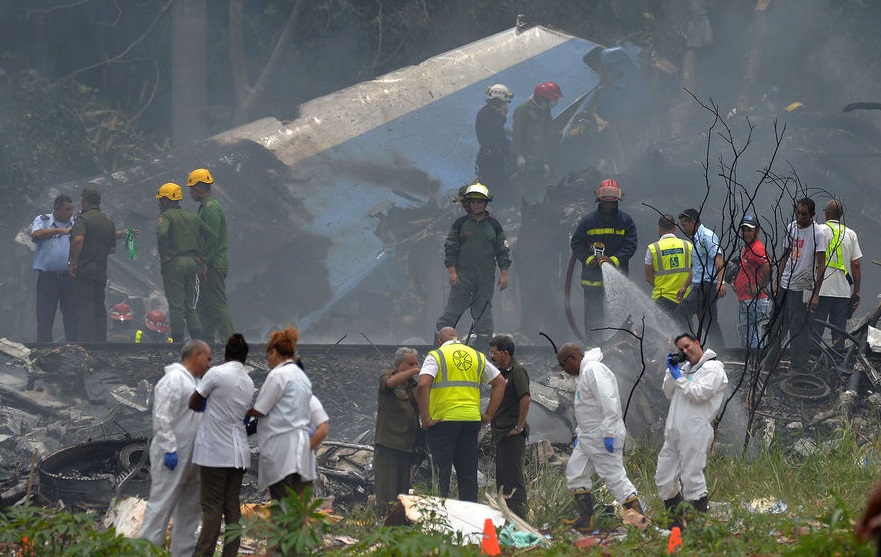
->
<box><xmin>156</xmin><ymin>182</ymin><xmax>183</xmax><ymax>201</ymax></box>
<box><xmin>187</xmin><ymin>168</ymin><xmax>214</xmax><ymax>187</ymax></box>
<box><xmin>464</xmin><ymin>183</ymin><xmax>492</xmax><ymax>201</ymax></box>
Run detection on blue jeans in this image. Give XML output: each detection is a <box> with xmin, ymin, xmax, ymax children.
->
<box><xmin>738</xmin><ymin>298</ymin><xmax>772</xmax><ymax>349</ymax></box>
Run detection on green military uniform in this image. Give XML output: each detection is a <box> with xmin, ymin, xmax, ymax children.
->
<box><xmin>70</xmin><ymin>207</ymin><xmax>116</xmax><ymax>342</ymax></box>
<box><xmin>156</xmin><ymin>206</ymin><xmax>217</xmax><ymax>341</ymax></box>
<box><xmin>373</xmin><ymin>369</ymin><xmax>420</xmax><ymax>510</ymax></box>
<box><xmin>435</xmin><ymin>214</ymin><xmax>510</xmax><ymax>344</ymax></box>
<box><xmin>196</xmin><ymin>194</ymin><xmax>234</xmax><ymax>341</ymax></box>
<box><xmin>511</xmin><ymin>99</ymin><xmax>559</xmax><ymax>204</ymax></box>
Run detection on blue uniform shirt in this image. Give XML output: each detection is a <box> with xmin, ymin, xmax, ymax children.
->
<box><xmin>32</xmin><ymin>214</ymin><xmax>73</xmax><ymax>272</ymax></box>
<box><xmin>691</xmin><ymin>224</ymin><xmax>719</xmax><ymax>284</ymax></box>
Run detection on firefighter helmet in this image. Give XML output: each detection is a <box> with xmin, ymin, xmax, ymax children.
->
<box><xmin>533</xmin><ymin>81</ymin><xmax>562</xmax><ymax>102</ymax></box>
<box><xmin>187</xmin><ymin>168</ymin><xmax>214</xmax><ymax>187</ymax></box>
<box><xmin>144</xmin><ymin>310</ymin><xmax>169</xmax><ymax>333</ymax></box>
<box><xmin>109</xmin><ymin>302</ymin><xmax>134</xmax><ymax>322</ymax></box>
<box><xmin>156</xmin><ymin>183</ymin><xmax>183</xmax><ymax>201</ymax></box>
<box><xmin>595</xmin><ymin>178</ymin><xmax>623</xmax><ymax>201</ymax></box>
<box><xmin>486</xmin><ymin>84</ymin><xmax>514</xmax><ymax>103</ymax></box>
<box><xmin>464</xmin><ymin>183</ymin><xmax>492</xmax><ymax>201</ymax></box>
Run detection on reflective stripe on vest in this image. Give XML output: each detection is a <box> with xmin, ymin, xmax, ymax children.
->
<box><xmin>649</xmin><ymin>237</ymin><xmax>691</xmax><ymax>302</ymax></box>
<box><xmin>825</xmin><ymin>222</ymin><xmax>847</xmax><ymax>273</ymax></box>
<box><xmin>427</xmin><ymin>342</ymin><xmax>484</xmax><ymax>421</ymax></box>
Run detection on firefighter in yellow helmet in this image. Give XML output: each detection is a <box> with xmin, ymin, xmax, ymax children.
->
<box><xmin>186</xmin><ymin>168</ymin><xmax>234</xmax><ymax>342</ymax></box>
<box><xmin>156</xmin><ymin>183</ymin><xmax>217</xmax><ymax>342</ymax></box>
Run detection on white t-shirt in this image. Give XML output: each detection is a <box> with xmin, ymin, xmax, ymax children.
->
<box><xmin>819</xmin><ymin>221</ymin><xmax>862</xmax><ymax>298</ymax></box>
<box><xmin>192</xmin><ymin>361</ymin><xmax>254</xmax><ymax>469</ymax></box>
<box><xmin>254</xmin><ymin>360</ymin><xmax>315</xmax><ymax>488</ymax></box>
<box><xmin>780</xmin><ymin>221</ymin><xmax>829</xmax><ymax>292</ymax></box>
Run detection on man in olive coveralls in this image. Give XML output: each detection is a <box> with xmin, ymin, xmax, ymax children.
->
<box><xmin>68</xmin><ymin>187</ymin><xmax>117</xmax><ymax>342</ymax></box>
<box><xmin>156</xmin><ymin>183</ymin><xmax>217</xmax><ymax>342</ymax></box>
<box><xmin>435</xmin><ymin>183</ymin><xmax>510</xmax><ymax>349</ymax></box>
<box><xmin>186</xmin><ymin>168</ymin><xmax>234</xmax><ymax>342</ymax></box>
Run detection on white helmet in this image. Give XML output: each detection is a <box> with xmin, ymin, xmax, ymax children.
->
<box><xmin>464</xmin><ymin>183</ymin><xmax>492</xmax><ymax>201</ymax></box>
<box><xmin>486</xmin><ymin>84</ymin><xmax>513</xmax><ymax>103</ymax></box>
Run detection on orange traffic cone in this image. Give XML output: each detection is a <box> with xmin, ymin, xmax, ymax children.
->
<box><xmin>481</xmin><ymin>517</ymin><xmax>501</xmax><ymax>556</ymax></box>
<box><xmin>667</xmin><ymin>525</ymin><xmax>682</xmax><ymax>554</ymax></box>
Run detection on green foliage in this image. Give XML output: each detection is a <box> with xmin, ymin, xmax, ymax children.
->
<box><xmin>240</xmin><ymin>486</ymin><xmax>332</xmax><ymax>556</ymax></box>
<box><xmin>0</xmin><ymin>505</ymin><xmax>164</xmax><ymax>557</ymax></box>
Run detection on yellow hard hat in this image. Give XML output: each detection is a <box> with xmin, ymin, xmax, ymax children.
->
<box><xmin>187</xmin><ymin>168</ymin><xmax>214</xmax><ymax>187</ymax></box>
<box><xmin>156</xmin><ymin>182</ymin><xmax>183</xmax><ymax>201</ymax></box>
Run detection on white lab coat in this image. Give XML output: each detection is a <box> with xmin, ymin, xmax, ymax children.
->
<box><xmin>254</xmin><ymin>360</ymin><xmax>315</xmax><ymax>489</ymax></box>
<box><xmin>655</xmin><ymin>349</ymin><xmax>728</xmax><ymax>501</ymax></box>
<box><xmin>192</xmin><ymin>360</ymin><xmax>254</xmax><ymax>469</ymax></box>
<box><xmin>565</xmin><ymin>348</ymin><xmax>637</xmax><ymax>502</ymax></box>
<box><xmin>139</xmin><ymin>363</ymin><xmax>202</xmax><ymax>557</ymax></box>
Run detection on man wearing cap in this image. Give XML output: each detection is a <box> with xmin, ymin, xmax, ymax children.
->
<box><xmin>435</xmin><ymin>183</ymin><xmax>510</xmax><ymax>350</ymax></box>
<box><xmin>734</xmin><ymin>215</ymin><xmax>772</xmax><ymax>351</ymax></box>
<box><xmin>815</xmin><ymin>199</ymin><xmax>861</xmax><ymax>346</ymax></box>
<box><xmin>763</xmin><ymin>198</ymin><xmax>828</xmax><ymax>374</ymax></box>
<box><xmin>644</xmin><ymin>214</ymin><xmax>692</xmax><ymax>327</ymax></box>
<box><xmin>186</xmin><ymin>168</ymin><xmax>234</xmax><ymax>342</ymax></box>
<box><xmin>31</xmin><ymin>194</ymin><xmax>78</xmax><ymax>342</ymax></box>
<box><xmin>156</xmin><ymin>183</ymin><xmax>217</xmax><ymax>342</ymax></box>
<box><xmin>68</xmin><ymin>187</ymin><xmax>117</xmax><ymax>342</ymax></box>
<box><xmin>677</xmin><ymin>208</ymin><xmax>726</xmax><ymax>347</ymax></box>
<box><xmin>570</xmin><ymin>179</ymin><xmax>637</xmax><ymax>341</ymax></box>
<box><xmin>476</xmin><ymin>85</ymin><xmax>513</xmax><ymax>208</ymax></box>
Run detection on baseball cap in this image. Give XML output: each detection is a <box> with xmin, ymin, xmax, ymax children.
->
<box><xmin>740</xmin><ymin>214</ymin><xmax>759</xmax><ymax>229</ymax></box>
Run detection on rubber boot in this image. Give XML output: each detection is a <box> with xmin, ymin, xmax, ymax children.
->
<box><xmin>622</xmin><ymin>494</ymin><xmax>645</xmax><ymax>516</ymax></box>
<box><xmin>690</xmin><ymin>495</ymin><xmax>709</xmax><ymax>513</ymax></box>
<box><xmin>663</xmin><ymin>493</ymin><xmax>686</xmax><ymax>530</ymax></box>
<box><xmin>572</xmin><ymin>490</ymin><xmax>595</xmax><ymax>532</ymax></box>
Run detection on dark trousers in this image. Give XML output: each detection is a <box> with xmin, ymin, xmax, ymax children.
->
<box><xmin>162</xmin><ymin>257</ymin><xmax>201</xmax><ymax>342</ymax></box>
<box><xmin>582</xmin><ymin>285</ymin><xmax>605</xmax><ymax>340</ymax></box>
<box><xmin>373</xmin><ymin>444</ymin><xmax>413</xmax><ymax>510</ymax></box>
<box><xmin>678</xmin><ymin>281</ymin><xmax>725</xmax><ymax>347</ymax></box>
<box><xmin>74</xmin><ymin>274</ymin><xmax>106</xmax><ymax>342</ymax></box>
<box><xmin>198</xmin><ymin>266</ymin><xmax>234</xmax><ymax>342</ymax></box>
<box><xmin>814</xmin><ymin>295</ymin><xmax>849</xmax><ymax>345</ymax></box>
<box><xmin>268</xmin><ymin>472</ymin><xmax>311</xmax><ymax>501</ymax></box>
<box><xmin>425</xmin><ymin>421</ymin><xmax>480</xmax><ymax>502</ymax></box>
<box><xmin>763</xmin><ymin>288</ymin><xmax>811</xmax><ymax>372</ymax></box>
<box><xmin>36</xmin><ymin>270</ymin><xmax>78</xmax><ymax>342</ymax></box>
<box><xmin>495</xmin><ymin>432</ymin><xmax>527</xmax><ymax>518</ymax></box>
<box><xmin>193</xmin><ymin>466</ymin><xmax>245</xmax><ymax>557</ymax></box>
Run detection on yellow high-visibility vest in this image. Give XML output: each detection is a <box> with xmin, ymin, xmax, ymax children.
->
<box><xmin>427</xmin><ymin>342</ymin><xmax>485</xmax><ymax>421</ymax></box>
<box><xmin>649</xmin><ymin>237</ymin><xmax>692</xmax><ymax>302</ymax></box>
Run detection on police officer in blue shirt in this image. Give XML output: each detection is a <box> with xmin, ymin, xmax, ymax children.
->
<box><xmin>31</xmin><ymin>194</ymin><xmax>78</xmax><ymax>342</ymax></box>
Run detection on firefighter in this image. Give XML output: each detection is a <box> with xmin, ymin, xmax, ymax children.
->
<box><xmin>569</xmin><ymin>179</ymin><xmax>637</xmax><ymax>341</ymax></box>
<box><xmin>511</xmin><ymin>81</ymin><xmax>563</xmax><ymax>206</ymax></box>
<box><xmin>186</xmin><ymin>168</ymin><xmax>235</xmax><ymax>342</ymax></box>
<box><xmin>137</xmin><ymin>310</ymin><xmax>174</xmax><ymax>343</ymax></box>
<box><xmin>107</xmin><ymin>301</ymin><xmax>135</xmax><ymax>343</ymax></box>
<box><xmin>156</xmin><ymin>183</ymin><xmax>217</xmax><ymax>342</ymax></box>
<box><xmin>475</xmin><ymin>84</ymin><xmax>513</xmax><ymax>208</ymax></box>
<box><xmin>435</xmin><ymin>183</ymin><xmax>510</xmax><ymax>350</ymax></box>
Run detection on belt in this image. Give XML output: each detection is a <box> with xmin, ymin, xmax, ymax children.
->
<box><xmin>38</xmin><ymin>270</ymin><xmax>69</xmax><ymax>277</ymax></box>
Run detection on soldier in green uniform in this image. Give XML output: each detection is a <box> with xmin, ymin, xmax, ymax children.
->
<box><xmin>156</xmin><ymin>183</ymin><xmax>217</xmax><ymax>342</ymax></box>
<box><xmin>68</xmin><ymin>187</ymin><xmax>117</xmax><ymax>342</ymax></box>
<box><xmin>186</xmin><ymin>168</ymin><xmax>234</xmax><ymax>342</ymax></box>
<box><xmin>435</xmin><ymin>183</ymin><xmax>510</xmax><ymax>350</ymax></box>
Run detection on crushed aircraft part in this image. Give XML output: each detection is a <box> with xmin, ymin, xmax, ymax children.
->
<box><xmin>777</xmin><ymin>374</ymin><xmax>832</xmax><ymax>401</ymax></box>
<box><xmin>314</xmin><ymin>441</ymin><xmax>374</xmax><ymax>509</ymax></box>
<box><xmin>39</xmin><ymin>438</ymin><xmax>150</xmax><ymax>508</ymax></box>
<box><xmin>398</xmin><ymin>494</ymin><xmax>505</xmax><ymax>545</ymax></box>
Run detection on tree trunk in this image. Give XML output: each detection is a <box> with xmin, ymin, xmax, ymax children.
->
<box><xmin>232</xmin><ymin>0</ymin><xmax>309</xmax><ymax>126</ymax></box>
<box><xmin>736</xmin><ymin>0</ymin><xmax>771</xmax><ymax>111</ymax></box>
<box><xmin>171</xmin><ymin>0</ymin><xmax>208</xmax><ymax>146</ymax></box>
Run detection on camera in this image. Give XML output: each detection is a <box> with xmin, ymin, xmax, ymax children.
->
<box><xmin>668</xmin><ymin>351</ymin><xmax>687</xmax><ymax>366</ymax></box>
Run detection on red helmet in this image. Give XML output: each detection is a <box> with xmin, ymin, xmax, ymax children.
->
<box><xmin>109</xmin><ymin>302</ymin><xmax>134</xmax><ymax>322</ymax></box>
<box><xmin>145</xmin><ymin>310</ymin><xmax>169</xmax><ymax>333</ymax></box>
<box><xmin>533</xmin><ymin>81</ymin><xmax>562</xmax><ymax>102</ymax></box>
<box><xmin>595</xmin><ymin>178</ymin><xmax>623</xmax><ymax>201</ymax></box>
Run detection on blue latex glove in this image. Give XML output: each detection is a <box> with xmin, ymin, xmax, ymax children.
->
<box><xmin>196</xmin><ymin>398</ymin><xmax>207</xmax><ymax>412</ymax></box>
<box><xmin>603</xmin><ymin>437</ymin><xmax>615</xmax><ymax>453</ymax></box>
<box><xmin>572</xmin><ymin>435</ymin><xmax>578</xmax><ymax>449</ymax></box>
<box><xmin>164</xmin><ymin>451</ymin><xmax>178</xmax><ymax>470</ymax></box>
<box><xmin>667</xmin><ymin>352</ymin><xmax>682</xmax><ymax>380</ymax></box>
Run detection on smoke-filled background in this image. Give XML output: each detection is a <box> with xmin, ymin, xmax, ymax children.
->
<box><xmin>1</xmin><ymin>0</ymin><xmax>880</xmax><ymax>345</ymax></box>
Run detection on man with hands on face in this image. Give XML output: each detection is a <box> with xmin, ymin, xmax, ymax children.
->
<box><xmin>656</xmin><ymin>333</ymin><xmax>728</xmax><ymax>529</ymax></box>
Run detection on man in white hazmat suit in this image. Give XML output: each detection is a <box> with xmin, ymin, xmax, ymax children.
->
<box><xmin>557</xmin><ymin>343</ymin><xmax>644</xmax><ymax>531</ymax></box>
<box><xmin>139</xmin><ymin>339</ymin><xmax>212</xmax><ymax>556</ymax></box>
<box><xmin>655</xmin><ymin>332</ymin><xmax>728</xmax><ymax>529</ymax></box>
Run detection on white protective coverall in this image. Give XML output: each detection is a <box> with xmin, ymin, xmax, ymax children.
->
<box><xmin>654</xmin><ymin>348</ymin><xmax>728</xmax><ymax>501</ymax></box>
<box><xmin>139</xmin><ymin>362</ymin><xmax>202</xmax><ymax>557</ymax></box>
<box><xmin>565</xmin><ymin>347</ymin><xmax>638</xmax><ymax>503</ymax></box>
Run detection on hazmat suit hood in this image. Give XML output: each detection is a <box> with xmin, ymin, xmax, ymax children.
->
<box><xmin>584</xmin><ymin>346</ymin><xmax>603</xmax><ymax>363</ymax></box>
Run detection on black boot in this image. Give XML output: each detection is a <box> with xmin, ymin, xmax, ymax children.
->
<box><xmin>689</xmin><ymin>495</ymin><xmax>709</xmax><ymax>513</ymax></box>
<box><xmin>663</xmin><ymin>493</ymin><xmax>685</xmax><ymax>530</ymax></box>
<box><xmin>571</xmin><ymin>490</ymin><xmax>595</xmax><ymax>532</ymax></box>
<box><xmin>622</xmin><ymin>494</ymin><xmax>645</xmax><ymax>516</ymax></box>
